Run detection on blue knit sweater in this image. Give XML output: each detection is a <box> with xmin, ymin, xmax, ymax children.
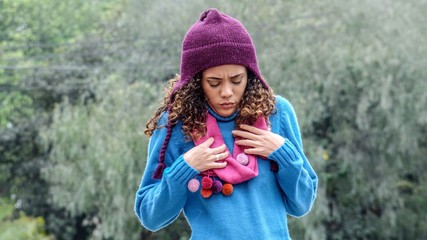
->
<box><xmin>135</xmin><ymin>96</ymin><xmax>318</xmax><ymax>239</ymax></box>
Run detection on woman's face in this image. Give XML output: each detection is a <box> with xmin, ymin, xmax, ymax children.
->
<box><xmin>201</xmin><ymin>64</ymin><xmax>248</xmax><ymax>117</ymax></box>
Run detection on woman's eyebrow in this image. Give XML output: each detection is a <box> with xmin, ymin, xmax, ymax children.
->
<box><xmin>205</xmin><ymin>72</ymin><xmax>245</xmax><ymax>80</ymax></box>
<box><xmin>230</xmin><ymin>73</ymin><xmax>244</xmax><ymax>78</ymax></box>
<box><xmin>206</xmin><ymin>76</ymin><xmax>222</xmax><ymax>80</ymax></box>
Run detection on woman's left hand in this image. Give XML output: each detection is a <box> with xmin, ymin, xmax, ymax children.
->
<box><xmin>233</xmin><ymin>124</ymin><xmax>285</xmax><ymax>158</ymax></box>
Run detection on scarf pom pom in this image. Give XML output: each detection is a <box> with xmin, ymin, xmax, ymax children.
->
<box><xmin>211</xmin><ymin>180</ymin><xmax>223</xmax><ymax>193</ymax></box>
<box><xmin>222</xmin><ymin>183</ymin><xmax>233</xmax><ymax>196</ymax></box>
<box><xmin>188</xmin><ymin>179</ymin><xmax>200</xmax><ymax>192</ymax></box>
<box><xmin>236</xmin><ymin>153</ymin><xmax>249</xmax><ymax>165</ymax></box>
<box><xmin>202</xmin><ymin>176</ymin><xmax>213</xmax><ymax>189</ymax></box>
<box><xmin>201</xmin><ymin>188</ymin><xmax>213</xmax><ymax>198</ymax></box>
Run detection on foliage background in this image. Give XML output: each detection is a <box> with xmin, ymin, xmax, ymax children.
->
<box><xmin>1</xmin><ymin>0</ymin><xmax>426</xmax><ymax>239</ymax></box>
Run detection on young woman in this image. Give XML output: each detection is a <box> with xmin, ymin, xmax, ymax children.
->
<box><xmin>135</xmin><ymin>8</ymin><xmax>318</xmax><ymax>239</ymax></box>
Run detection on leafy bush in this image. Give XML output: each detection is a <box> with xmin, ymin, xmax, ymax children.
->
<box><xmin>3</xmin><ymin>0</ymin><xmax>427</xmax><ymax>239</ymax></box>
<box><xmin>0</xmin><ymin>198</ymin><xmax>52</xmax><ymax>240</ymax></box>
<box><xmin>41</xmin><ymin>77</ymin><xmax>161</xmax><ymax>239</ymax></box>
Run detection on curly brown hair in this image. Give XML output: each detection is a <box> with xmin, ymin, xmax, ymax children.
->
<box><xmin>145</xmin><ymin>71</ymin><xmax>276</xmax><ymax>139</ymax></box>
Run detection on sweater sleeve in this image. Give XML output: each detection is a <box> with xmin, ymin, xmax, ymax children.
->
<box><xmin>134</xmin><ymin>113</ymin><xmax>199</xmax><ymax>231</ymax></box>
<box><xmin>268</xmin><ymin>96</ymin><xmax>318</xmax><ymax>217</ymax></box>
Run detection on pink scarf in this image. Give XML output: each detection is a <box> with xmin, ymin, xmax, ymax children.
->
<box><xmin>193</xmin><ymin>112</ymin><xmax>268</xmax><ymax>184</ymax></box>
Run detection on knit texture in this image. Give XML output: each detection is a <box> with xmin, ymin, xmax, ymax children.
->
<box><xmin>193</xmin><ymin>111</ymin><xmax>268</xmax><ymax>184</ymax></box>
<box><xmin>152</xmin><ymin>9</ymin><xmax>271</xmax><ymax>179</ymax></box>
<box><xmin>135</xmin><ymin>96</ymin><xmax>318</xmax><ymax>239</ymax></box>
<box><xmin>172</xmin><ymin>8</ymin><xmax>268</xmax><ymax>100</ymax></box>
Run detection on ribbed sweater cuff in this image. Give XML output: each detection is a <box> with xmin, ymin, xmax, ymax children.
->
<box><xmin>269</xmin><ymin>139</ymin><xmax>303</xmax><ymax>169</ymax></box>
<box><xmin>164</xmin><ymin>155</ymin><xmax>199</xmax><ymax>184</ymax></box>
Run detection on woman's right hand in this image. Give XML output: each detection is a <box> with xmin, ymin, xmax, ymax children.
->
<box><xmin>183</xmin><ymin>137</ymin><xmax>228</xmax><ymax>172</ymax></box>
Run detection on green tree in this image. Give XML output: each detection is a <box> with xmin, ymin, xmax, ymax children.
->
<box><xmin>0</xmin><ymin>198</ymin><xmax>52</xmax><ymax>240</ymax></box>
<box><xmin>16</xmin><ymin>0</ymin><xmax>427</xmax><ymax>239</ymax></box>
<box><xmin>258</xmin><ymin>1</ymin><xmax>427</xmax><ymax>239</ymax></box>
<box><xmin>41</xmin><ymin>78</ymin><xmax>161</xmax><ymax>239</ymax></box>
<box><xmin>0</xmin><ymin>0</ymin><xmax>125</xmax><ymax>239</ymax></box>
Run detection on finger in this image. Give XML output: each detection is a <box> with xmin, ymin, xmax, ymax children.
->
<box><xmin>200</xmin><ymin>137</ymin><xmax>214</xmax><ymax>147</ymax></box>
<box><xmin>233</xmin><ymin>130</ymin><xmax>259</xmax><ymax>141</ymax></box>
<box><xmin>211</xmin><ymin>143</ymin><xmax>227</xmax><ymax>154</ymax></box>
<box><xmin>236</xmin><ymin>139</ymin><xmax>258</xmax><ymax>148</ymax></box>
<box><xmin>209</xmin><ymin>161</ymin><xmax>227</xmax><ymax>169</ymax></box>
<box><xmin>243</xmin><ymin>148</ymin><xmax>260</xmax><ymax>156</ymax></box>
<box><xmin>214</xmin><ymin>151</ymin><xmax>229</xmax><ymax>161</ymax></box>
<box><xmin>232</xmin><ymin>129</ymin><xmax>257</xmax><ymax>139</ymax></box>
<box><xmin>239</xmin><ymin>124</ymin><xmax>265</xmax><ymax>134</ymax></box>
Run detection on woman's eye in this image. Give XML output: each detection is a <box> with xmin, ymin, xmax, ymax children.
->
<box><xmin>209</xmin><ymin>82</ymin><xmax>220</xmax><ymax>87</ymax></box>
<box><xmin>231</xmin><ymin>75</ymin><xmax>244</xmax><ymax>84</ymax></box>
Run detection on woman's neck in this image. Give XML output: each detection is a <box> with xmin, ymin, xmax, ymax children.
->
<box><xmin>207</xmin><ymin>105</ymin><xmax>238</xmax><ymax>122</ymax></box>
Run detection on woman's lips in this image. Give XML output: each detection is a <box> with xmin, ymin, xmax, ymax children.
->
<box><xmin>220</xmin><ymin>103</ymin><xmax>235</xmax><ymax>109</ymax></box>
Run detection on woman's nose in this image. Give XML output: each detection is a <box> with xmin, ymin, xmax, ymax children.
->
<box><xmin>220</xmin><ymin>83</ymin><xmax>233</xmax><ymax>98</ymax></box>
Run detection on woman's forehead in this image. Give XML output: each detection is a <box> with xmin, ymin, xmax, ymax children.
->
<box><xmin>202</xmin><ymin>65</ymin><xmax>247</xmax><ymax>78</ymax></box>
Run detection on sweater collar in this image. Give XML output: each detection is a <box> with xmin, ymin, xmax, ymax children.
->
<box><xmin>207</xmin><ymin>105</ymin><xmax>238</xmax><ymax>122</ymax></box>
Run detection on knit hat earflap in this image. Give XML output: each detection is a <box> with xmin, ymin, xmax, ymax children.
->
<box><xmin>170</xmin><ymin>8</ymin><xmax>269</xmax><ymax>102</ymax></box>
<box><xmin>153</xmin><ymin>9</ymin><xmax>269</xmax><ymax>179</ymax></box>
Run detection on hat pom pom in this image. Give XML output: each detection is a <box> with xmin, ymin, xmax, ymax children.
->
<box><xmin>201</xmin><ymin>176</ymin><xmax>213</xmax><ymax>189</ymax></box>
<box><xmin>187</xmin><ymin>179</ymin><xmax>200</xmax><ymax>192</ymax></box>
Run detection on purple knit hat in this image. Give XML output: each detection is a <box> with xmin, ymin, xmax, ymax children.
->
<box><xmin>170</xmin><ymin>8</ymin><xmax>269</xmax><ymax>101</ymax></box>
<box><xmin>153</xmin><ymin>9</ymin><xmax>268</xmax><ymax>179</ymax></box>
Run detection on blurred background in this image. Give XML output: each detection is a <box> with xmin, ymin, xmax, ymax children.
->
<box><xmin>1</xmin><ymin>0</ymin><xmax>426</xmax><ymax>239</ymax></box>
